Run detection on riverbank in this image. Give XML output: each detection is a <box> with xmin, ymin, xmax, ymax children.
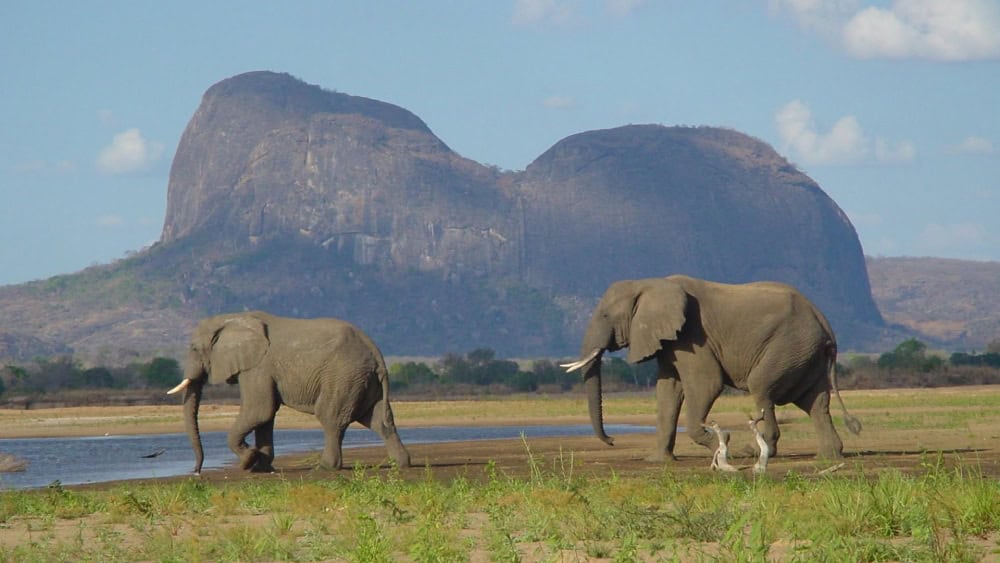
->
<box><xmin>2</xmin><ymin>387</ymin><xmax>1000</xmax><ymax>560</ymax></box>
<box><xmin>2</xmin><ymin>387</ymin><xmax>998</xmax><ymax>484</ymax></box>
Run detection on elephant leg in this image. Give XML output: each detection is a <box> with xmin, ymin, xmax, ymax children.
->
<box><xmin>751</xmin><ymin>397</ymin><xmax>780</xmax><ymax>457</ymax></box>
<box><xmin>794</xmin><ymin>382</ymin><xmax>843</xmax><ymax>459</ymax></box>
<box><xmin>251</xmin><ymin>417</ymin><xmax>276</xmax><ymax>472</ymax></box>
<box><xmin>229</xmin><ymin>378</ymin><xmax>279</xmax><ymax>470</ymax></box>
<box><xmin>679</xmin><ymin>366</ymin><xmax>724</xmax><ymax>452</ymax></box>
<box><xmin>359</xmin><ymin>400</ymin><xmax>411</xmax><ymax>468</ymax></box>
<box><xmin>651</xmin><ymin>375</ymin><xmax>684</xmax><ymax>462</ymax></box>
<box><xmin>318</xmin><ymin>422</ymin><xmax>348</xmax><ymax>470</ymax></box>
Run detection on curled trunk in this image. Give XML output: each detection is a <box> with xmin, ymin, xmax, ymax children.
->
<box><xmin>182</xmin><ymin>380</ymin><xmax>205</xmax><ymax>474</ymax></box>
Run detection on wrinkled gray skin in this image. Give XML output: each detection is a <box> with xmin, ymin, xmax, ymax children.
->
<box><xmin>568</xmin><ymin>275</ymin><xmax>860</xmax><ymax>461</ymax></box>
<box><xmin>176</xmin><ymin>311</ymin><xmax>411</xmax><ymax>473</ymax></box>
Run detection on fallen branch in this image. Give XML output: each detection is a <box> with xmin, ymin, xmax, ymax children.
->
<box><xmin>748</xmin><ymin>409</ymin><xmax>769</xmax><ymax>475</ymax></box>
<box><xmin>702</xmin><ymin>421</ymin><xmax>738</xmax><ymax>472</ymax></box>
<box><xmin>817</xmin><ymin>462</ymin><xmax>846</xmax><ymax>475</ymax></box>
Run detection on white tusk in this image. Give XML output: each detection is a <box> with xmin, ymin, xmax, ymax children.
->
<box><xmin>167</xmin><ymin>379</ymin><xmax>192</xmax><ymax>395</ymax></box>
<box><xmin>560</xmin><ymin>349</ymin><xmax>602</xmax><ymax>372</ymax></box>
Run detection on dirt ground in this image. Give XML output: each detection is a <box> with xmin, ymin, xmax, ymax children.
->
<box><xmin>3</xmin><ymin>387</ymin><xmax>997</xmax><ymax>487</ymax></box>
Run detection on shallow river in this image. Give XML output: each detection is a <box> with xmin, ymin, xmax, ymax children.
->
<box><xmin>0</xmin><ymin>424</ymin><xmax>653</xmax><ymax>490</ymax></box>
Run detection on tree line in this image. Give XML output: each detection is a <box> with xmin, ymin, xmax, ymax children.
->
<box><xmin>0</xmin><ymin>356</ymin><xmax>182</xmax><ymax>397</ymax></box>
<box><xmin>1</xmin><ymin>338</ymin><xmax>999</xmax><ymax>401</ymax></box>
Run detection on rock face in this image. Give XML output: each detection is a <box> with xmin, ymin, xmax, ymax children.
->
<box><xmin>162</xmin><ymin>71</ymin><xmax>881</xmax><ymax>345</ymax></box>
<box><xmin>1</xmin><ymin>71</ymin><xmax>887</xmax><ymax>362</ymax></box>
<box><xmin>163</xmin><ymin>71</ymin><xmax>519</xmax><ymax>281</ymax></box>
<box><xmin>515</xmin><ymin>125</ymin><xmax>881</xmax><ymax>329</ymax></box>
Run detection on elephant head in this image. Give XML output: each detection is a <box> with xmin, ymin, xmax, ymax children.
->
<box><xmin>168</xmin><ymin>315</ymin><xmax>269</xmax><ymax>473</ymax></box>
<box><xmin>562</xmin><ymin>279</ymin><xmax>688</xmax><ymax>446</ymax></box>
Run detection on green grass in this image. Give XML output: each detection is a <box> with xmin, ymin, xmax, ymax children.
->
<box><xmin>1</xmin><ymin>455</ymin><xmax>998</xmax><ymax>561</ymax></box>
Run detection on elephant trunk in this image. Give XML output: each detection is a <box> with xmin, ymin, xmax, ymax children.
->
<box><xmin>182</xmin><ymin>379</ymin><xmax>205</xmax><ymax>474</ymax></box>
<box><xmin>583</xmin><ymin>355</ymin><xmax>614</xmax><ymax>446</ymax></box>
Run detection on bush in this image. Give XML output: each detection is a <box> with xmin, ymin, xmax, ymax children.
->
<box><xmin>877</xmin><ymin>339</ymin><xmax>944</xmax><ymax>372</ymax></box>
<box><xmin>141</xmin><ymin>357</ymin><xmax>182</xmax><ymax>388</ymax></box>
<box><xmin>389</xmin><ymin>362</ymin><xmax>437</xmax><ymax>387</ymax></box>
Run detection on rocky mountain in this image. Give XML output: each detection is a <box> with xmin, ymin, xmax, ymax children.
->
<box><xmin>0</xmin><ymin>71</ymin><xmax>894</xmax><ymax>364</ymax></box>
<box><xmin>867</xmin><ymin>256</ymin><xmax>1000</xmax><ymax>350</ymax></box>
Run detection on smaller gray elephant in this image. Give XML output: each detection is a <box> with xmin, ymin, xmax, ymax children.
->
<box><xmin>169</xmin><ymin>311</ymin><xmax>411</xmax><ymax>473</ymax></box>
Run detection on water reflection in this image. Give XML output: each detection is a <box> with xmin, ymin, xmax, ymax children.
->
<box><xmin>0</xmin><ymin>424</ymin><xmax>653</xmax><ymax>490</ymax></box>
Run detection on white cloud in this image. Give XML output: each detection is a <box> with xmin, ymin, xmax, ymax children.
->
<box><xmin>96</xmin><ymin>214</ymin><xmax>124</xmax><ymax>228</ymax></box>
<box><xmin>846</xmin><ymin>210</ymin><xmax>883</xmax><ymax>228</ymax></box>
<box><xmin>605</xmin><ymin>0</ymin><xmax>646</xmax><ymax>17</ymax></box>
<box><xmin>769</xmin><ymin>0</ymin><xmax>860</xmax><ymax>33</ymax></box>
<box><xmin>775</xmin><ymin>100</ymin><xmax>867</xmax><ymax>165</ymax></box>
<box><xmin>865</xmin><ymin>236</ymin><xmax>900</xmax><ymax>256</ymax></box>
<box><xmin>98</xmin><ymin>109</ymin><xmax>116</xmax><ymax>126</ymax></box>
<box><xmin>774</xmin><ymin>0</ymin><xmax>1000</xmax><ymax>61</ymax></box>
<box><xmin>844</xmin><ymin>0</ymin><xmax>1000</xmax><ymax>60</ymax></box>
<box><xmin>542</xmin><ymin>95</ymin><xmax>575</xmax><ymax>109</ymax></box>
<box><xmin>875</xmin><ymin>138</ymin><xmax>917</xmax><ymax>163</ymax></box>
<box><xmin>96</xmin><ymin>128</ymin><xmax>164</xmax><ymax>175</ymax></box>
<box><xmin>776</xmin><ymin>100</ymin><xmax>916</xmax><ymax>166</ymax></box>
<box><xmin>918</xmin><ymin>222</ymin><xmax>989</xmax><ymax>252</ymax></box>
<box><xmin>951</xmin><ymin>136</ymin><xmax>995</xmax><ymax>154</ymax></box>
<box><xmin>512</xmin><ymin>0</ymin><xmax>580</xmax><ymax>26</ymax></box>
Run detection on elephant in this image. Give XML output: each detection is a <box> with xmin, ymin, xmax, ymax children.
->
<box><xmin>562</xmin><ymin>275</ymin><xmax>861</xmax><ymax>461</ymax></box>
<box><xmin>168</xmin><ymin>311</ymin><xmax>411</xmax><ymax>473</ymax></box>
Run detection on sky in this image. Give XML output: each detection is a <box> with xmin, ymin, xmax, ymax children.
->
<box><xmin>1</xmin><ymin>1</ymin><xmax>998</xmax><ymax>286</ymax></box>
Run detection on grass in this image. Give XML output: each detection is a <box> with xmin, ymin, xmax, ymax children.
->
<box><xmin>0</xmin><ymin>455</ymin><xmax>998</xmax><ymax>560</ymax></box>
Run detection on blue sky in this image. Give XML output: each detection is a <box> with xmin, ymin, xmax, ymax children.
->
<box><xmin>1</xmin><ymin>1</ymin><xmax>997</xmax><ymax>286</ymax></box>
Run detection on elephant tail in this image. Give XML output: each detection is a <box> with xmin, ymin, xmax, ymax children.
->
<box><xmin>377</xmin><ymin>359</ymin><xmax>397</xmax><ymax>430</ymax></box>
<box><xmin>827</xmin><ymin>342</ymin><xmax>862</xmax><ymax>435</ymax></box>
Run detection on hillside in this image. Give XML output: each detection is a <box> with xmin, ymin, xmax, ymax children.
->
<box><xmin>866</xmin><ymin>256</ymin><xmax>1000</xmax><ymax>351</ymax></box>
<box><xmin>0</xmin><ymin>71</ymin><xmax>891</xmax><ymax>363</ymax></box>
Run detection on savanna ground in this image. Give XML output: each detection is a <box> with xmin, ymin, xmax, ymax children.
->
<box><xmin>0</xmin><ymin>386</ymin><xmax>999</xmax><ymax>561</ymax></box>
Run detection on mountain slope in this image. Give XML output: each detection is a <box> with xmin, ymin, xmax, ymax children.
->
<box><xmin>0</xmin><ymin>71</ymin><xmax>891</xmax><ymax>363</ymax></box>
<box><xmin>867</xmin><ymin>256</ymin><xmax>1000</xmax><ymax>349</ymax></box>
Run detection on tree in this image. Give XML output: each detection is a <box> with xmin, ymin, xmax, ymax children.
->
<box><xmin>82</xmin><ymin>367</ymin><xmax>116</xmax><ymax>388</ymax></box>
<box><xmin>389</xmin><ymin>361</ymin><xmax>437</xmax><ymax>387</ymax></box>
<box><xmin>878</xmin><ymin>339</ymin><xmax>943</xmax><ymax>372</ymax></box>
<box><xmin>531</xmin><ymin>359</ymin><xmax>576</xmax><ymax>391</ymax></box>
<box><xmin>141</xmin><ymin>357</ymin><xmax>182</xmax><ymax>388</ymax></box>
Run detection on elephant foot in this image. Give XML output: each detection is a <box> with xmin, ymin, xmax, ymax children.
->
<box><xmin>817</xmin><ymin>449</ymin><xmax>844</xmax><ymax>460</ymax></box>
<box><xmin>250</xmin><ymin>459</ymin><xmax>275</xmax><ymax>473</ymax></box>
<box><xmin>645</xmin><ymin>452</ymin><xmax>677</xmax><ymax>463</ymax></box>
<box><xmin>319</xmin><ymin>454</ymin><xmax>343</xmax><ymax>471</ymax></box>
<box><xmin>239</xmin><ymin>449</ymin><xmax>261</xmax><ymax>471</ymax></box>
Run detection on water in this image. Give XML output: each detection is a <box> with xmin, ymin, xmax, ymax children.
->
<box><xmin>0</xmin><ymin>424</ymin><xmax>653</xmax><ymax>490</ymax></box>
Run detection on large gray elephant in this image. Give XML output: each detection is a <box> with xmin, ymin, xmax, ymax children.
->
<box><xmin>562</xmin><ymin>275</ymin><xmax>860</xmax><ymax>461</ymax></box>
<box><xmin>168</xmin><ymin>311</ymin><xmax>411</xmax><ymax>473</ymax></box>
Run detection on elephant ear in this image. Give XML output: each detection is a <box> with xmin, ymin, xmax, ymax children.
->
<box><xmin>627</xmin><ymin>280</ymin><xmax>688</xmax><ymax>364</ymax></box>
<box><xmin>209</xmin><ymin>316</ymin><xmax>269</xmax><ymax>384</ymax></box>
